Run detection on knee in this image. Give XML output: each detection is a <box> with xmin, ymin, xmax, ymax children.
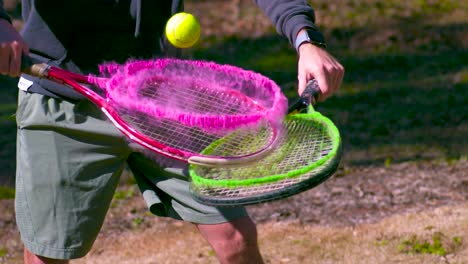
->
<box><xmin>24</xmin><ymin>248</ymin><xmax>70</xmax><ymax>264</ymax></box>
<box><xmin>211</xmin><ymin>217</ymin><xmax>259</xmax><ymax>255</ymax></box>
<box><xmin>197</xmin><ymin>216</ymin><xmax>259</xmax><ymax>250</ymax></box>
<box><xmin>197</xmin><ymin>217</ymin><xmax>263</xmax><ymax>263</ymax></box>
<box><xmin>225</xmin><ymin>217</ymin><xmax>258</xmax><ymax>247</ymax></box>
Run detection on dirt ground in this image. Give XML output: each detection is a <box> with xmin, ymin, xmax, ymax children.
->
<box><xmin>1</xmin><ymin>159</ymin><xmax>467</xmax><ymax>263</ymax></box>
<box><xmin>249</xmin><ymin>159</ymin><xmax>468</xmax><ymax>226</ymax></box>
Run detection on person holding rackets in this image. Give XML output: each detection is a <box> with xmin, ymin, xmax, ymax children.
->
<box><xmin>0</xmin><ymin>0</ymin><xmax>344</xmax><ymax>263</ymax></box>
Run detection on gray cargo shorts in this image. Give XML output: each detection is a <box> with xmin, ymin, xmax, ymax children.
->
<box><xmin>15</xmin><ymin>91</ymin><xmax>248</xmax><ymax>259</ymax></box>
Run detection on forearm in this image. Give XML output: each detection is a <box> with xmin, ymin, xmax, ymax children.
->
<box><xmin>253</xmin><ymin>0</ymin><xmax>325</xmax><ymax>47</ymax></box>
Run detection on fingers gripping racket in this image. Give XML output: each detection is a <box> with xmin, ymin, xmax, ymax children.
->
<box><xmin>21</xmin><ymin>57</ymin><xmax>288</xmax><ymax>166</ymax></box>
<box><xmin>188</xmin><ymin>79</ymin><xmax>342</xmax><ymax>206</ymax></box>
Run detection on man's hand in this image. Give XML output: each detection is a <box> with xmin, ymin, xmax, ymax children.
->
<box><xmin>297</xmin><ymin>41</ymin><xmax>344</xmax><ymax>101</ymax></box>
<box><xmin>0</xmin><ymin>19</ymin><xmax>29</xmax><ymax>77</ymax></box>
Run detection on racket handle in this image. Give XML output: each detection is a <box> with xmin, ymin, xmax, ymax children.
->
<box><xmin>21</xmin><ymin>55</ymin><xmax>50</xmax><ymax>78</ymax></box>
<box><xmin>288</xmin><ymin>79</ymin><xmax>321</xmax><ymax>113</ymax></box>
<box><xmin>302</xmin><ymin>79</ymin><xmax>321</xmax><ymax>105</ymax></box>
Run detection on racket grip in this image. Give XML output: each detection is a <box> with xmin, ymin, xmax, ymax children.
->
<box><xmin>302</xmin><ymin>79</ymin><xmax>321</xmax><ymax>106</ymax></box>
<box><xmin>21</xmin><ymin>55</ymin><xmax>50</xmax><ymax>78</ymax></box>
<box><xmin>287</xmin><ymin>79</ymin><xmax>321</xmax><ymax>113</ymax></box>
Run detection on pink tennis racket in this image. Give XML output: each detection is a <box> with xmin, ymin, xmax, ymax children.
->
<box><xmin>22</xmin><ymin>57</ymin><xmax>288</xmax><ymax>166</ymax></box>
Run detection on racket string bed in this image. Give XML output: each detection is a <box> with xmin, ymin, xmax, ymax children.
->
<box><xmin>122</xmin><ymin>110</ymin><xmax>217</xmax><ymax>152</ymax></box>
<box><xmin>120</xmin><ymin>106</ymin><xmax>276</xmax><ymax>157</ymax></box>
<box><xmin>92</xmin><ymin>58</ymin><xmax>289</xmax><ymax>163</ymax></box>
<box><xmin>189</xmin><ymin>115</ymin><xmax>341</xmax><ymax>203</ymax></box>
<box><xmin>137</xmin><ymin>80</ymin><xmax>261</xmax><ymax>117</ymax></box>
<box><xmin>99</xmin><ymin>59</ymin><xmax>288</xmax><ymax>133</ymax></box>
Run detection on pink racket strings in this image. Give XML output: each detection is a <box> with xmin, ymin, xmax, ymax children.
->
<box><xmin>87</xmin><ymin>58</ymin><xmax>288</xmax><ymax>161</ymax></box>
<box><xmin>89</xmin><ymin>58</ymin><xmax>287</xmax><ymax>132</ymax></box>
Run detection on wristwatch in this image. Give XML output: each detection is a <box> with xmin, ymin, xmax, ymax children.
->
<box><xmin>294</xmin><ymin>29</ymin><xmax>327</xmax><ymax>53</ymax></box>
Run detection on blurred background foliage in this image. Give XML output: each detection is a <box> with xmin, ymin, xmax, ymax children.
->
<box><xmin>187</xmin><ymin>0</ymin><xmax>467</xmax><ymax>166</ymax></box>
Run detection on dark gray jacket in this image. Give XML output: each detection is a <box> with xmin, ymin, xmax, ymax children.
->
<box><xmin>1</xmin><ymin>0</ymin><xmax>325</xmax><ymax>99</ymax></box>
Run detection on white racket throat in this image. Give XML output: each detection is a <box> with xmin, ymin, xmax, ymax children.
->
<box><xmin>187</xmin><ymin>141</ymin><xmax>279</xmax><ymax>167</ymax></box>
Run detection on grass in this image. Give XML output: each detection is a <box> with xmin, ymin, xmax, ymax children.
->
<box><xmin>0</xmin><ymin>186</ymin><xmax>14</xmax><ymax>199</ymax></box>
<box><xmin>398</xmin><ymin>232</ymin><xmax>455</xmax><ymax>256</ymax></box>
<box><xmin>0</xmin><ymin>248</ymin><xmax>6</xmax><ymax>258</ymax></box>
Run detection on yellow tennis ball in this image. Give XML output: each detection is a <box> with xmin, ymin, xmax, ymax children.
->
<box><xmin>165</xmin><ymin>12</ymin><xmax>201</xmax><ymax>48</ymax></box>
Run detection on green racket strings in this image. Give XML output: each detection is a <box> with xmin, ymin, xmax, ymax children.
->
<box><xmin>189</xmin><ymin>110</ymin><xmax>341</xmax><ymax>195</ymax></box>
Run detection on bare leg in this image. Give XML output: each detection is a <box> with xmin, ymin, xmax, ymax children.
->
<box><xmin>24</xmin><ymin>248</ymin><xmax>69</xmax><ymax>264</ymax></box>
<box><xmin>196</xmin><ymin>216</ymin><xmax>264</xmax><ymax>264</ymax></box>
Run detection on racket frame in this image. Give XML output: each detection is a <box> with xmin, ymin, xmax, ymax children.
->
<box><xmin>23</xmin><ymin>60</ymin><xmax>284</xmax><ymax>166</ymax></box>
<box><xmin>188</xmin><ymin>80</ymin><xmax>342</xmax><ymax>206</ymax></box>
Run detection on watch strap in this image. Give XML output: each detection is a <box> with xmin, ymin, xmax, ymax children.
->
<box><xmin>295</xmin><ymin>30</ymin><xmax>327</xmax><ymax>52</ymax></box>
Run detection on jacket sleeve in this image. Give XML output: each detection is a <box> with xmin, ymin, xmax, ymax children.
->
<box><xmin>254</xmin><ymin>0</ymin><xmax>325</xmax><ymax>47</ymax></box>
<box><xmin>0</xmin><ymin>0</ymin><xmax>12</xmax><ymax>23</ymax></box>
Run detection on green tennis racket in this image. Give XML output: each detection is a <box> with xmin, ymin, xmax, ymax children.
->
<box><xmin>188</xmin><ymin>79</ymin><xmax>342</xmax><ymax>206</ymax></box>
